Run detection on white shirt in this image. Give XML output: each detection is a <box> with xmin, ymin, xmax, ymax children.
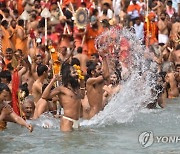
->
<box><xmin>134</xmin><ymin>22</ymin><xmax>144</xmax><ymax>40</ymax></box>
<box><xmin>113</xmin><ymin>0</ymin><xmax>121</xmax><ymax>16</ymax></box>
<box><xmin>98</xmin><ymin>7</ymin><xmax>114</xmax><ymax>19</ymax></box>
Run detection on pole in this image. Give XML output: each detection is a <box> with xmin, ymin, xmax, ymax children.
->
<box><xmin>45</xmin><ymin>18</ymin><xmax>48</xmax><ymax>46</ymax></box>
<box><xmin>146</xmin><ymin>0</ymin><xmax>149</xmax><ymax>47</ymax></box>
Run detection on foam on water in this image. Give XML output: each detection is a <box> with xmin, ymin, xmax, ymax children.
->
<box><xmin>80</xmin><ymin>27</ymin><xmax>159</xmax><ymax>127</ymax></box>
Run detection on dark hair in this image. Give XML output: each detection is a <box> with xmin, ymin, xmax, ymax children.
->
<box><xmin>176</xmin><ymin>44</ymin><xmax>180</xmax><ymax>50</ymax></box>
<box><xmin>71</xmin><ymin>58</ymin><xmax>80</xmax><ymax>66</ymax></box>
<box><xmin>86</xmin><ymin>60</ymin><xmax>97</xmax><ymax>78</ymax></box>
<box><xmin>0</xmin><ymin>70</ymin><xmax>11</xmax><ymax>82</ymax></box>
<box><xmin>3</xmin><ymin>8</ymin><xmax>9</xmax><ymax>14</ymax></box>
<box><xmin>61</xmin><ymin>63</ymin><xmax>71</xmax><ymax>87</ymax></box>
<box><xmin>5</xmin><ymin>48</ymin><xmax>13</xmax><ymax>53</ymax></box>
<box><xmin>42</xmin><ymin>83</ymin><xmax>55</xmax><ymax>92</ymax></box>
<box><xmin>19</xmin><ymin>83</ymin><xmax>29</xmax><ymax>98</ymax></box>
<box><xmin>37</xmin><ymin>64</ymin><xmax>48</xmax><ymax>76</ymax></box>
<box><xmin>77</xmin><ymin>46</ymin><xmax>83</xmax><ymax>53</ymax></box>
<box><xmin>91</xmin><ymin>53</ymin><xmax>99</xmax><ymax>59</ymax></box>
<box><xmin>13</xmin><ymin>9</ymin><xmax>18</xmax><ymax>15</ymax></box>
<box><xmin>1</xmin><ymin>20</ymin><xmax>8</xmax><ymax>27</ymax></box>
<box><xmin>81</xmin><ymin>2</ymin><xmax>86</xmax><ymax>7</ymax></box>
<box><xmin>0</xmin><ymin>14</ymin><xmax>3</xmax><ymax>22</ymax></box>
<box><xmin>0</xmin><ymin>83</ymin><xmax>10</xmax><ymax>93</ymax></box>
<box><xmin>18</xmin><ymin>19</ymin><xmax>24</xmax><ymax>26</ymax></box>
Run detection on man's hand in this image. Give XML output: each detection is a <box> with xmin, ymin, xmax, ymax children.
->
<box><xmin>26</xmin><ymin>124</ymin><xmax>33</xmax><ymax>132</ymax></box>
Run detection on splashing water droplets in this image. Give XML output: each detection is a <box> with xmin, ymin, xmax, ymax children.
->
<box><xmin>81</xmin><ymin>27</ymin><xmax>158</xmax><ymax>127</ymax></box>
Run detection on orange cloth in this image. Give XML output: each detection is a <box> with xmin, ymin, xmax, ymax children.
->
<box><xmin>49</xmin><ymin>46</ymin><xmax>61</xmax><ymax>75</ymax></box>
<box><xmin>17</xmin><ymin>0</ymin><xmax>24</xmax><ymax>15</ymax></box>
<box><xmin>1</xmin><ymin>26</ymin><xmax>13</xmax><ymax>54</ymax></box>
<box><xmin>127</xmin><ymin>4</ymin><xmax>141</xmax><ymax>14</ymax></box>
<box><xmin>144</xmin><ymin>21</ymin><xmax>158</xmax><ymax>46</ymax></box>
<box><xmin>73</xmin><ymin>26</ymin><xmax>87</xmax><ymax>51</ymax></box>
<box><xmin>86</xmin><ymin>24</ymin><xmax>103</xmax><ymax>57</ymax></box>
<box><xmin>4</xmin><ymin>58</ymin><xmax>11</xmax><ymax>71</ymax></box>
<box><xmin>15</xmin><ymin>26</ymin><xmax>27</xmax><ymax>56</ymax></box>
<box><xmin>9</xmin><ymin>26</ymin><xmax>16</xmax><ymax>48</ymax></box>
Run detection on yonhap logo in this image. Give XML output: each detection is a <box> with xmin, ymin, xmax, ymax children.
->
<box><xmin>139</xmin><ymin>131</ymin><xmax>154</xmax><ymax>148</ymax></box>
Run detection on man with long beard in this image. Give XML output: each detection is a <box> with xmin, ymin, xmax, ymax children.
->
<box><xmin>41</xmin><ymin>63</ymin><xmax>85</xmax><ymax>132</ymax></box>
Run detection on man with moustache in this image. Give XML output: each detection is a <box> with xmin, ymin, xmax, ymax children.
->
<box><xmin>41</xmin><ymin>63</ymin><xmax>85</xmax><ymax>132</ymax></box>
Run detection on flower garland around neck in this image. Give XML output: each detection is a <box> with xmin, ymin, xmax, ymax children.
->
<box><xmin>48</xmin><ymin>45</ymin><xmax>56</xmax><ymax>53</ymax></box>
<box><xmin>73</xmin><ymin>64</ymin><xmax>85</xmax><ymax>80</ymax></box>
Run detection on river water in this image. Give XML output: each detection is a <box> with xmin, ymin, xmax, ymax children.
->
<box><xmin>0</xmin><ymin>97</ymin><xmax>180</xmax><ymax>154</ymax></box>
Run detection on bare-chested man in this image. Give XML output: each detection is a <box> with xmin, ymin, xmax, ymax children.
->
<box><xmin>58</xmin><ymin>46</ymin><xmax>71</xmax><ymax>63</ymax></box>
<box><xmin>0</xmin><ymin>83</ymin><xmax>33</xmax><ymax>132</ymax></box>
<box><xmin>33</xmin><ymin>83</ymin><xmax>58</xmax><ymax>119</ymax></box>
<box><xmin>41</xmin><ymin>63</ymin><xmax>85</xmax><ymax>132</ymax></box>
<box><xmin>73</xmin><ymin>47</ymin><xmax>89</xmax><ymax>75</ymax></box>
<box><xmin>165</xmin><ymin>67</ymin><xmax>179</xmax><ymax>98</ymax></box>
<box><xmin>174</xmin><ymin>64</ymin><xmax>180</xmax><ymax>92</ymax></box>
<box><xmin>171</xmin><ymin>44</ymin><xmax>180</xmax><ymax>65</ymax></box>
<box><xmin>158</xmin><ymin>12</ymin><xmax>169</xmax><ymax>45</ymax></box>
<box><xmin>170</xmin><ymin>16</ymin><xmax>180</xmax><ymax>47</ymax></box>
<box><xmin>32</xmin><ymin>64</ymin><xmax>48</xmax><ymax>105</ymax></box>
<box><xmin>86</xmin><ymin>52</ymin><xmax>109</xmax><ymax>119</ymax></box>
<box><xmin>103</xmin><ymin>72</ymin><xmax>121</xmax><ymax>107</ymax></box>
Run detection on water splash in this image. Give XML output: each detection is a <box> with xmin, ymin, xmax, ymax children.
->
<box><xmin>81</xmin><ymin>26</ymin><xmax>159</xmax><ymax>127</ymax></box>
<box><xmin>28</xmin><ymin>114</ymin><xmax>60</xmax><ymax>129</ymax></box>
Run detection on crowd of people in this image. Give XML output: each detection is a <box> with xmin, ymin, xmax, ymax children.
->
<box><xmin>0</xmin><ymin>0</ymin><xmax>179</xmax><ymax>132</ymax></box>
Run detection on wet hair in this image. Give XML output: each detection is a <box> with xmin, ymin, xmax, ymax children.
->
<box><xmin>71</xmin><ymin>58</ymin><xmax>80</xmax><ymax>66</ymax></box>
<box><xmin>61</xmin><ymin>62</ymin><xmax>80</xmax><ymax>89</ymax></box>
<box><xmin>37</xmin><ymin>64</ymin><xmax>48</xmax><ymax>76</ymax></box>
<box><xmin>77</xmin><ymin>46</ymin><xmax>83</xmax><ymax>53</ymax></box>
<box><xmin>19</xmin><ymin>83</ymin><xmax>29</xmax><ymax>98</ymax></box>
<box><xmin>86</xmin><ymin>60</ymin><xmax>97</xmax><ymax>78</ymax></box>
<box><xmin>61</xmin><ymin>63</ymin><xmax>71</xmax><ymax>87</ymax></box>
<box><xmin>0</xmin><ymin>83</ymin><xmax>10</xmax><ymax>93</ymax></box>
<box><xmin>0</xmin><ymin>70</ymin><xmax>11</xmax><ymax>82</ymax></box>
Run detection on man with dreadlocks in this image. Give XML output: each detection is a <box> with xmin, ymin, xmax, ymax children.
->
<box><xmin>41</xmin><ymin>63</ymin><xmax>85</xmax><ymax>132</ymax></box>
